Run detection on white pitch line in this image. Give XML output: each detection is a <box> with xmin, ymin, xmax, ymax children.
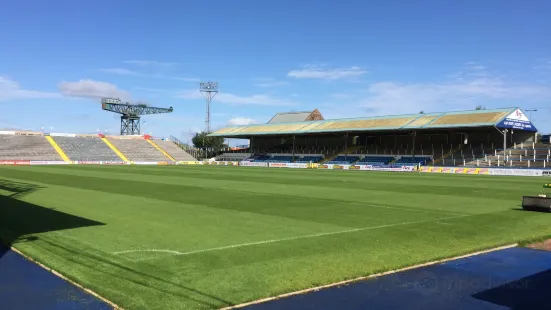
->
<box><xmin>120</xmin><ymin>214</ymin><xmax>474</xmax><ymax>261</ymax></box>
<box><xmin>349</xmin><ymin>202</ymin><xmax>464</xmax><ymax>217</ymax></box>
<box><xmin>52</xmin><ymin>231</ymin><xmax>138</xmax><ymax>261</ymax></box>
<box><xmin>113</xmin><ymin>249</ymin><xmax>183</xmax><ymax>255</ymax></box>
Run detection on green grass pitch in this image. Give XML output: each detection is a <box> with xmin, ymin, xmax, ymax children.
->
<box><xmin>1</xmin><ymin>165</ymin><xmax>551</xmax><ymax>309</ymax></box>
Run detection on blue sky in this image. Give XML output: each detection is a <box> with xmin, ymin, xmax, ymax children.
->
<box><xmin>1</xmin><ymin>0</ymin><xmax>550</xmax><ymax>143</ymax></box>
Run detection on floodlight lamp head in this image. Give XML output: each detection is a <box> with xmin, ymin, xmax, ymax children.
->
<box><xmin>200</xmin><ymin>82</ymin><xmax>219</xmax><ymax>92</ymax></box>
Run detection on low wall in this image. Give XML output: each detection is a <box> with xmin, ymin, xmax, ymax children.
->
<box><xmin>420</xmin><ymin>166</ymin><xmax>551</xmax><ymax>177</ymax></box>
<box><xmin>1</xmin><ymin>160</ymin><xmax>550</xmax><ymax>177</ymax></box>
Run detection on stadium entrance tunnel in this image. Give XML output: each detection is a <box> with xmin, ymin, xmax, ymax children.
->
<box><xmin>0</xmin><ymin>178</ymin><xmax>105</xmax><ymax>258</ymax></box>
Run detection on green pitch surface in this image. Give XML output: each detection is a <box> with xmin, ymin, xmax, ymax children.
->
<box><xmin>1</xmin><ymin>165</ymin><xmax>551</xmax><ymax>309</ymax></box>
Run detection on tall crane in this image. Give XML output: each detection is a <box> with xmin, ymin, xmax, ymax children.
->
<box><xmin>101</xmin><ymin>98</ymin><xmax>173</xmax><ymax>135</ymax></box>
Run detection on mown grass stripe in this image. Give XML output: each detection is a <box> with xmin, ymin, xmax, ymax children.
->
<box><xmin>1</xmin><ymin>165</ymin><xmax>551</xmax><ymax>310</ymax></box>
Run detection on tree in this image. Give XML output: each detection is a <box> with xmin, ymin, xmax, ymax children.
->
<box><xmin>192</xmin><ymin>131</ymin><xmax>226</xmax><ymax>149</ymax></box>
<box><xmin>419</xmin><ymin>111</ymin><xmax>424</xmax><ymax>114</ymax></box>
<box><xmin>475</xmin><ymin>105</ymin><xmax>486</xmax><ymax>110</ymax></box>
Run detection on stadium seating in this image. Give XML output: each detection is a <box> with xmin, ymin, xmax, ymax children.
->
<box><xmin>108</xmin><ymin>138</ymin><xmax>168</xmax><ymax>161</ymax></box>
<box><xmin>0</xmin><ymin>135</ymin><xmax>60</xmax><ymax>160</ymax></box>
<box><xmin>394</xmin><ymin>156</ymin><xmax>431</xmax><ymax>165</ymax></box>
<box><xmin>246</xmin><ymin>154</ymin><xmax>294</xmax><ymax>163</ymax></box>
<box><xmin>327</xmin><ymin>155</ymin><xmax>361</xmax><ymax>164</ymax></box>
<box><xmin>245</xmin><ymin>154</ymin><xmax>271</xmax><ymax>162</ymax></box>
<box><xmin>266</xmin><ymin>155</ymin><xmax>294</xmax><ymax>163</ymax></box>
<box><xmin>356</xmin><ymin>156</ymin><xmax>394</xmax><ymax>165</ymax></box>
<box><xmin>216</xmin><ymin>153</ymin><xmax>252</xmax><ymax>162</ymax></box>
<box><xmin>154</xmin><ymin>140</ymin><xmax>197</xmax><ymax>161</ymax></box>
<box><xmin>296</xmin><ymin>155</ymin><xmax>323</xmax><ymax>163</ymax></box>
<box><xmin>53</xmin><ymin>136</ymin><xmax>120</xmax><ymax>161</ymax></box>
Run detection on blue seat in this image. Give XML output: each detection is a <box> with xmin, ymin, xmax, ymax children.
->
<box><xmin>357</xmin><ymin>156</ymin><xmax>394</xmax><ymax>164</ymax></box>
<box><xmin>328</xmin><ymin>156</ymin><xmax>361</xmax><ymax>164</ymax></box>
<box><xmin>394</xmin><ymin>157</ymin><xmax>431</xmax><ymax>165</ymax></box>
<box><xmin>296</xmin><ymin>156</ymin><xmax>323</xmax><ymax>163</ymax></box>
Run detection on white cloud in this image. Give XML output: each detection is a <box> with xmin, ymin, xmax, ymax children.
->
<box><xmin>102</xmin><ymin>67</ymin><xmax>198</xmax><ymax>82</ymax></box>
<box><xmin>171</xmin><ymin>77</ymin><xmax>201</xmax><ymax>82</ymax></box>
<box><xmin>101</xmin><ymin>68</ymin><xmax>139</xmax><ymax>75</ymax></box>
<box><xmin>358</xmin><ymin>77</ymin><xmax>551</xmax><ymax>116</ymax></box>
<box><xmin>123</xmin><ymin>60</ymin><xmax>177</xmax><ymax>67</ymax></box>
<box><xmin>227</xmin><ymin>117</ymin><xmax>257</xmax><ymax>126</ymax></box>
<box><xmin>58</xmin><ymin>79</ymin><xmax>131</xmax><ymax>100</ymax></box>
<box><xmin>217</xmin><ymin>93</ymin><xmax>294</xmax><ymax>106</ymax></box>
<box><xmin>253</xmin><ymin>78</ymin><xmax>289</xmax><ymax>87</ymax></box>
<box><xmin>449</xmin><ymin>62</ymin><xmax>491</xmax><ymax>80</ymax></box>
<box><xmin>178</xmin><ymin>90</ymin><xmax>295</xmax><ymax>106</ymax></box>
<box><xmin>329</xmin><ymin>93</ymin><xmax>354</xmax><ymax>100</ymax></box>
<box><xmin>178</xmin><ymin>90</ymin><xmax>204</xmax><ymax>100</ymax></box>
<box><xmin>0</xmin><ymin>76</ymin><xmax>59</xmax><ymax>101</ymax></box>
<box><xmin>288</xmin><ymin>65</ymin><xmax>367</xmax><ymax>80</ymax></box>
<box><xmin>254</xmin><ymin>81</ymin><xmax>289</xmax><ymax>87</ymax></box>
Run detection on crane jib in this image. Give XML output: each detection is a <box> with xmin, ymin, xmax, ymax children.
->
<box><xmin>102</xmin><ymin>103</ymin><xmax>173</xmax><ymax>115</ymax></box>
<box><xmin>100</xmin><ymin>98</ymin><xmax>173</xmax><ymax>135</ymax></box>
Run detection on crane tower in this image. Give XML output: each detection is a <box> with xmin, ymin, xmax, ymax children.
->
<box><xmin>101</xmin><ymin>98</ymin><xmax>173</xmax><ymax>135</ymax></box>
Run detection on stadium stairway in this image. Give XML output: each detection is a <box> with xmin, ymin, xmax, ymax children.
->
<box><xmin>146</xmin><ymin>140</ymin><xmax>175</xmax><ymax>161</ymax></box>
<box><xmin>101</xmin><ymin>137</ymin><xmax>129</xmax><ymax>162</ymax></box>
<box><xmin>44</xmin><ymin>136</ymin><xmax>70</xmax><ymax>162</ymax></box>
<box><xmin>154</xmin><ymin>140</ymin><xmax>197</xmax><ymax>161</ymax></box>
<box><xmin>433</xmin><ymin>146</ymin><xmax>461</xmax><ymax>166</ymax></box>
<box><xmin>320</xmin><ymin>153</ymin><xmax>340</xmax><ymax>164</ymax></box>
<box><xmin>320</xmin><ymin>146</ymin><xmax>363</xmax><ymax>164</ymax></box>
<box><xmin>342</xmin><ymin>145</ymin><xmax>364</xmax><ymax>155</ymax></box>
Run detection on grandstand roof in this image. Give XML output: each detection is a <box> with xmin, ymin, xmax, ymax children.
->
<box><xmin>209</xmin><ymin>107</ymin><xmax>537</xmax><ymax>137</ymax></box>
<box><xmin>267</xmin><ymin>109</ymin><xmax>324</xmax><ymax>124</ymax></box>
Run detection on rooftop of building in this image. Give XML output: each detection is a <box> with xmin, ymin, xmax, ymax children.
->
<box><xmin>209</xmin><ymin>107</ymin><xmax>536</xmax><ymax>137</ymax></box>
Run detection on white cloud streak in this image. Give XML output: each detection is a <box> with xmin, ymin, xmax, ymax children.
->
<box><xmin>227</xmin><ymin>117</ymin><xmax>257</xmax><ymax>126</ymax></box>
<box><xmin>101</xmin><ymin>68</ymin><xmax>140</xmax><ymax>75</ymax></box>
<box><xmin>58</xmin><ymin>79</ymin><xmax>131</xmax><ymax>100</ymax></box>
<box><xmin>123</xmin><ymin>60</ymin><xmax>178</xmax><ymax>67</ymax></box>
<box><xmin>101</xmin><ymin>67</ymin><xmax>198</xmax><ymax>82</ymax></box>
<box><xmin>0</xmin><ymin>76</ymin><xmax>59</xmax><ymax>101</ymax></box>
<box><xmin>288</xmin><ymin>65</ymin><xmax>367</xmax><ymax>80</ymax></box>
<box><xmin>123</xmin><ymin>60</ymin><xmax>177</xmax><ymax>67</ymax></box>
<box><xmin>253</xmin><ymin>78</ymin><xmax>289</xmax><ymax>87</ymax></box>
<box><xmin>358</xmin><ymin>77</ymin><xmax>551</xmax><ymax>116</ymax></box>
<box><xmin>178</xmin><ymin>90</ymin><xmax>295</xmax><ymax>106</ymax></box>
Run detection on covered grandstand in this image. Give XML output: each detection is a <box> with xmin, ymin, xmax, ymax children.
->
<box><xmin>210</xmin><ymin>107</ymin><xmax>546</xmax><ymax>168</ymax></box>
